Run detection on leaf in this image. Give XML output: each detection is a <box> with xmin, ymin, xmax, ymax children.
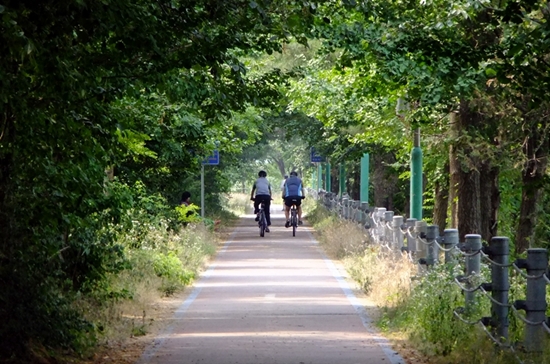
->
<box><xmin>484</xmin><ymin>68</ymin><xmax>497</xmax><ymax>78</ymax></box>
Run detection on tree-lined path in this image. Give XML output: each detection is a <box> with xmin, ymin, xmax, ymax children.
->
<box><xmin>137</xmin><ymin>210</ymin><xmax>404</xmax><ymax>364</ymax></box>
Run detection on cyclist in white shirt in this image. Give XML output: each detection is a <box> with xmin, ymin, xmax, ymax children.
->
<box><xmin>250</xmin><ymin>170</ymin><xmax>272</xmax><ymax>232</ymax></box>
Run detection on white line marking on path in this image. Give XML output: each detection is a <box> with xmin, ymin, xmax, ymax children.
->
<box><xmin>305</xmin><ymin>229</ymin><xmax>406</xmax><ymax>364</ymax></box>
<box><xmin>137</xmin><ymin>226</ymin><xmax>241</xmax><ymax>364</ymax></box>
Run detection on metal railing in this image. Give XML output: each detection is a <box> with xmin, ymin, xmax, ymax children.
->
<box><xmin>317</xmin><ymin>191</ymin><xmax>549</xmax><ymax>362</ymax></box>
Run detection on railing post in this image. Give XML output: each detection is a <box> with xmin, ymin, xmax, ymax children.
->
<box><xmin>393</xmin><ymin>216</ymin><xmax>404</xmax><ymax>251</ymax></box>
<box><xmin>342</xmin><ymin>197</ymin><xmax>349</xmax><ymax>220</ymax></box>
<box><xmin>513</xmin><ymin>248</ymin><xmax>548</xmax><ymax>353</ymax></box>
<box><xmin>360</xmin><ymin>202</ymin><xmax>369</xmax><ymax>225</ymax></box>
<box><xmin>376</xmin><ymin>208</ymin><xmax>386</xmax><ymax>243</ymax></box>
<box><xmin>405</xmin><ymin>218</ymin><xmax>417</xmax><ymax>253</ymax></box>
<box><xmin>353</xmin><ymin>201</ymin><xmax>360</xmax><ymax>223</ymax></box>
<box><xmin>443</xmin><ymin>229</ymin><xmax>459</xmax><ymax>264</ymax></box>
<box><xmin>464</xmin><ymin>234</ymin><xmax>482</xmax><ymax>311</ymax></box>
<box><xmin>414</xmin><ymin>220</ymin><xmax>427</xmax><ymax>261</ymax></box>
<box><xmin>425</xmin><ymin>225</ymin><xmax>439</xmax><ymax>266</ymax></box>
<box><xmin>482</xmin><ymin>236</ymin><xmax>510</xmax><ymax>344</ymax></box>
<box><xmin>414</xmin><ymin>221</ymin><xmax>427</xmax><ymax>271</ymax></box>
<box><xmin>384</xmin><ymin>211</ymin><xmax>394</xmax><ymax>248</ymax></box>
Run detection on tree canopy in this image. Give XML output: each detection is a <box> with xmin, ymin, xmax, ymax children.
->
<box><xmin>2</xmin><ymin>0</ymin><xmax>550</xmax><ymax>360</ymax></box>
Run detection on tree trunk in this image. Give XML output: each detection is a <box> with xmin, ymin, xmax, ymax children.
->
<box><xmin>515</xmin><ymin>114</ymin><xmax>549</xmax><ymax>254</ymax></box>
<box><xmin>449</xmin><ymin>113</ymin><xmax>459</xmax><ymax>229</ymax></box>
<box><xmin>372</xmin><ymin>151</ymin><xmax>398</xmax><ymax>211</ymax></box>
<box><xmin>450</xmin><ymin>102</ymin><xmax>484</xmax><ymax>240</ymax></box>
<box><xmin>272</xmin><ymin>155</ymin><xmax>286</xmax><ymax>177</ymax></box>
<box><xmin>0</xmin><ymin>112</ymin><xmax>15</xmax><ymax>254</ymax></box>
<box><xmin>479</xmin><ymin>162</ymin><xmax>499</xmax><ymax>241</ymax></box>
<box><xmin>432</xmin><ymin>164</ymin><xmax>449</xmax><ymax>236</ymax></box>
<box><xmin>347</xmin><ymin>161</ymin><xmax>361</xmax><ymax>200</ymax></box>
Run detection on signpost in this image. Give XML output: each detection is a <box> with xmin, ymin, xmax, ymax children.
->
<box><xmin>311</xmin><ymin>147</ymin><xmax>325</xmax><ymax>191</ymax></box>
<box><xmin>310</xmin><ymin>147</ymin><xmax>325</xmax><ymax>163</ymax></box>
<box><xmin>201</xmin><ymin>150</ymin><xmax>219</xmax><ymax>217</ymax></box>
<box><xmin>202</xmin><ymin>150</ymin><xmax>219</xmax><ymax>166</ymax></box>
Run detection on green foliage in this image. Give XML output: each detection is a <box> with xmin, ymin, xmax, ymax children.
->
<box><xmin>153</xmin><ymin>252</ymin><xmax>195</xmax><ymax>296</ymax></box>
<box><xmin>1</xmin><ymin>0</ymin><xmax>330</xmax><ymax>356</ymax></box>
<box><xmin>3</xmin><ymin>0</ymin><xmax>550</xmax><ymax>360</ymax></box>
<box><xmin>175</xmin><ymin>204</ymin><xmax>202</xmax><ymax>224</ymax></box>
<box><xmin>390</xmin><ymin>264</ymin><xmax>476</xmax><ymax>356</ymax></box>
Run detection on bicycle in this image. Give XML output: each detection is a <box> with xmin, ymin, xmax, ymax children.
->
<box><xmin>289</xmin><ymin>198</ymin><xmax>299</xmax><ymax>237</ymax></box>
<box><xmin>253</xmin><ymin>200</ymin><xmax>268</xmax><ymax>237</ymax></box>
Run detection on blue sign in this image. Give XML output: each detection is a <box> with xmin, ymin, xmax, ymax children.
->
<box><xmin>202</xmin><ymin>150</ymin><xmax>219</xmax><ymax>165</ymax></box>
<box><xmin>310</xmin><ymin>147</ymin><xmax>325</xmax><ymax>163</ymax></box>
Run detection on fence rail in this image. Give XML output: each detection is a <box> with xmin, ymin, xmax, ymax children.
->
<box><xmin>316</xmin><ymin>191</ymin><xmax>549</xmax><ymax>361</ymax></box>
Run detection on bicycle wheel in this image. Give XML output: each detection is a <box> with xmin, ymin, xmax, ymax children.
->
<box><xmin>259</xmin><ymin>211</ymin><xmax>265</xmax><ymax>237</ymax></box>
<box><xmin>291</xmin><ymin>209</ymin><xmax>296</xmax><ymax>237</ymax></box>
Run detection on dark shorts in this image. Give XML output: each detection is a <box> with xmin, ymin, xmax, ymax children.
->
<box><xmin>284</xmin><ymin>196</ymin><xmax>302</xmax><ymax>207</ymax></box>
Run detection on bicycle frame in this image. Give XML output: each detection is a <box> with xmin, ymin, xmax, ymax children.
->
<box><xmin>290</xmin><ymin>199</ymin><xmax>298</xmax><ymax>237</ymax></box>
<box><xmin>258</xmin><ymin>201</ymin><xmax>267</xmax><ymax>237</ymax></box>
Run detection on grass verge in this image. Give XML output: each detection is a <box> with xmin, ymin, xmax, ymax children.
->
<box><xmin>306</xmin><ymin>202</ymin><xmax>550</xmax><ymax>364</ymax></box>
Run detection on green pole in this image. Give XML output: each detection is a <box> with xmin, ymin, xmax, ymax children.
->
<box><xmin>339</xmin><ymin>163</ymin><xmax>346</xmax><ymax>196</ymax></box>
<box><xmin>312</xmin><ymin>168</ymin><xmax>317</xmax><ymax>190</ymax></box>
<box><xmin>360</xmin><ymin>153</ymin><xmax>369</xmax><ymax>203</ymax></box>
<box><xmin>325</xmin><ymin>163</ymin><xmax>331</xmax><ymax>193</ymax></box>
<box><xmin>318</xmin><ymin>163</ymin><xmax>323</xmax><ymax>191</ymax></box>
<box><xmin>410</xmin><ymin>129</ymin><xmax>423</xmax><ymax>219</ymax></box>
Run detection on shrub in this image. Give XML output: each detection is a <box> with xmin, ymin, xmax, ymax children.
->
<box><xmin>153</xmin><ymin>251</ymin><xmax>195</xmax><ymax>295</ymax></box>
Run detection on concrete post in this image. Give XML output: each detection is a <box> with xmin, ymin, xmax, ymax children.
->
<box><xmin>342</xmin><ymin>197</ymin><xmax>349</xmax><ymax>220</ymax></box>
<box><xmin>425</xmin><ymin>225</ymin><xmax>439</xmax><ymax>266</ymax></box>
<box><xmin>414</xmin><ymin>221</ymin><xmax>427</xmax><ymax>273</ymax></box>
<box><xmin>514</xmin><ymin>248</ymin><xmax>548</xmax><ymax>353</ymax></box>
<box><xmin>405</xmin><ymin>218</ymin><xmax>417</xmax><ymax>252</ymax></box>
<box><xmin>464</xmin><ymin>234</ymin><xmax>482</xmax><ymax>311</ymax></box>
<box><xmin>360</xmin><ymin>202</ymin><xmax>369</xmax><ymax>225</ymax></box>
<box><xmin>483</xmin><ymin>237</ymin><xmax>510</xmax><ymax>343</ymax></box>
<box><xmin>377</xmin><ymin>208</ymin><xmax>386</xmax><ymax>243</ymax></box>
<box><xmin>443</xmin><ymin>229</ymin><xmax>459</xmax><ymax>264</ymax></box>
<box><xmin>414</xmin><ymin>220</ymin><xmax>427</xmax><ymax>260</ymax></box>
<box><xmin>384</xmin><ymin>211</ymin><xmax>394</xmax><ymax>247</ymax></box>
<box><xmin>393</xmin><ymin>216</ymin><xmax>404</xmax><ymax>251</ymax></box>
<box><xmin>353</xmin><ymin>201</ymin><xmax>361</xmax><ymax>223</ymax></box>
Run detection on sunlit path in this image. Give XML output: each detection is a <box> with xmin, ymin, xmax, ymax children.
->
<box><xmin>137</xmin><ymin>212</ymin><xmax>405</xmax><ymax>364</ymax></box>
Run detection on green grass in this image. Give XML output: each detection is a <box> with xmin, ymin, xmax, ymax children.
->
<box><xmin>72</xmin><ymin>218</ymin><xmax>221</xmax><ymax>353</ymax></box>
<box><xmin>307</xmin><ymin>201</ymin><xmax>550</xmax><ymax>364</ymax></box>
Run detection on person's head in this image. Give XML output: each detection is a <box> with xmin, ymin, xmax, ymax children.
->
<box><xmin>258</xmin><ymin>170</ymin><xmax>267</xmax><ymax>178</ymax></box>
<box><xmin>284</xmin><ymin>175</ymin><xmax>288</xmax><ymax>179</ymax></box>
<box><xmin>290</xmin><ymin>171</ymin><xmax>298</xmax><ymax>177</ymax></box>
<box><xmin>181</xmin><ymin>191</ymin><xmax>191</xmax><ymax>204</ymax></box>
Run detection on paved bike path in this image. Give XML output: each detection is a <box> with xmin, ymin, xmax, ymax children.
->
<box><xmin>138</xmin><ymin>211</ymin><xmax>405</xmax><ymax>364</ymax></box>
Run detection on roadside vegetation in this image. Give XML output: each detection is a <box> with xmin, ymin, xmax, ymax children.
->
<box><xmin>307</xmin><ymin>202</ymin><xmax>550</xmax><ymax>364</ymax></box>
<box><xmin>3</xmin><ymin>1</ymin><xmax>550</xmax><ymax>363</ymax></box>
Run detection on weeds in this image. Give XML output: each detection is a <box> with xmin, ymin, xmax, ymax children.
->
<box><xmin>73</xmin><ymin>217</ymin><xmax>219</xmax><ymax>351</ymax></box>
<box><xmin>307</xmin><ymin>201</ymin><xmax>550</xmax><ymax>364</ymax></box>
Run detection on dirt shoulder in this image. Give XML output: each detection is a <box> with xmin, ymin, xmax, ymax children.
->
<box><xmin>83</xmin><ymin>224</ymin><xmax>430</xmax><ymax>364</ymax></box>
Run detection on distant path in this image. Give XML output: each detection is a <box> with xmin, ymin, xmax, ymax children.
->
<box><xmin>137</xmin><ymin>206</ymin><xmax>406</xmax><ymax>364</ymax></box>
